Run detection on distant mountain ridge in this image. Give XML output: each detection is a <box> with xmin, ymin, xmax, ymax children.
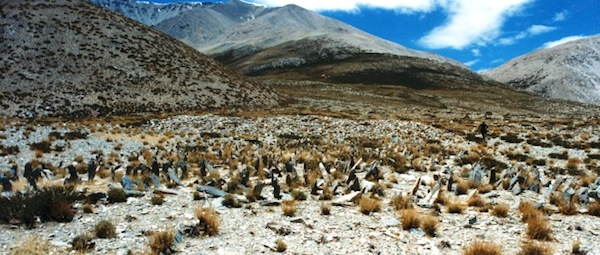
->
<box><xmin>0</xmin><ymin>0</ymin><xmax>279</xmax><ymax>118</ymax></box>
<box><xmin>91</xmin><ymin>0</ymin><xmax>444</xmax><ymax>60</ymax></box>
<box><xmin>90</xmin><ymin>0</ymin><xmax>493</xmax><ymax>89</ymax></box>
<box><xmin>485</xmin><ymin>35</ymin><xmax>600</xmax><ymax>105</ymax></box>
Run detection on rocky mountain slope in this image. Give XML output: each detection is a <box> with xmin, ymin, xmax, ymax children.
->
<box><xmin>485</xmin><ymin>35</ymin><xmax>600</xmax><ymax>105</ymax></box>
<box><xmin>0</xmin><ymin>0</ymin><xmax>280</xmax><ymax>118</ymax></box>
<box><xmin>90</xmin><ymin>0</ymin><xmax>492</xmax><ymax>89</ymax></box>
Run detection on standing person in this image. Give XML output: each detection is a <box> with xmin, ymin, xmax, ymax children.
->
<box><xmin>479</xmin><ymin>121</ymin><xmax>489</xmax><ymax>142</ymax></box>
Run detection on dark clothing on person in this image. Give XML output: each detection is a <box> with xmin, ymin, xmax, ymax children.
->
<box><xmin>479</xmin><ymin>122</ymin><xmax>489</xmax><ymax>142</ymax></box>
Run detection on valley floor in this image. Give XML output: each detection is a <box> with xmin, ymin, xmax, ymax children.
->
<box><xmin>1</xmin><ymin>83</ymin><xmax>600</xmax><ymax>255</ymax></box>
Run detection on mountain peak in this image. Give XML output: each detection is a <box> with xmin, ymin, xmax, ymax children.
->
<box><xmin>485</xmin><ymin>34</ymin><xmax>600</xmax><ymax>105</ymax></box>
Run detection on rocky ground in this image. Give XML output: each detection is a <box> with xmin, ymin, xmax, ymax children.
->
<box><xmin>1</xmin><ymin>109</ymin><xmax>600</xmax><ymax>255</ymax></box>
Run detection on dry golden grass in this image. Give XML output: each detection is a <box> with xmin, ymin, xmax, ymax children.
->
<box><xmin>572</xmin><ymin>240</ymin><xmax>583</xmax><ymax>255</ymax></box>
<box><xmin>95</xmin><ymin>220</ymin><xmax>116</xmax><ymax>239</ymax></box>
<box><xmin>83</xmin><ymin>203</ymin><xmax>94</xmax><ymax>214</ymax></box>
<box><xmin>358</xmin><ymin>196</ymin><xmax>382</xmax><ymax>215</ymax></box>
<box><xmin>71</xmin><ymin>234</ymin><xmax>94</xmax><ymax>253</ymax></box>
<box><xmin>148</xmin><ymin>230</ymin><xmax>174</xmax><ymax>255</ymax></box>
<box><xmin>276</xmin><ymin>238</ymin><xmax>287</xmax><ymax>252</ymax></box>
<box><xmin>467</xmin><ymin>194</ymin><xmax>486</xmax><ymax>207</ymax></box>
<box><xmin>517</xmin><ymin>241</ymin><xmax>553</xmax><ymax>255</ymax></box>
<box><xmin>11</xmin><ymin>179</ymin><xmax>29</xmax><ymax>192</ymax></box>
<box><xmin>580</xmin><ymin>174</ymin><xmax>597</xmax><ymax>187</ymax></box>
<box><xmin>151</xmin><ymin>194</ymin><xmax>165</xmax><ymax>205</ymax></box>
<box><xmin>391</xmin><ymin>194</ymin><xmax>413</xmax><ymax>210</ymax></box>
<box><xmin>477</xmin><ymin>184</ymin><xmax>494</xmax><ymax>194</ymax></box>
<box><xmin>566</xmin><ymin>157</ymin><xmax>581</xmax><ymax>170</ymax></box>
<box><xmin>282</xmin><ymin>200</ymin><xmax>297</xmax><ymax>217</ymax></box>
<box><xmin>558</xmin><ymin>201</ymin><xmax>578</xmax><ymax>216</ymax></box>
<box><xmin>448</xmin><ymin>200</ymin><xmax>465</xmax><ymax>214</ymax></box>
<box><xmin>320</xmin><ymin>202</ymin><xmax>331</xmax><ymax>215</ymax></box>
<box><xmin>526</xmin><ymin>216</ymin><xmax>552</xmax><ymax>241</ymax></box>
<box><xmin>455</xmin><ymin>179</ymin><xmax>470</xmax><ymax>195</ymax></box>
<box><xmin>462</xmin><ymin>241</ymin><xmax>503</xmax><ymax>255</ymax></box>
<box><xmin>434</xmin><ymin>191</ymin><xmax>449</xmax><ymax>205</ymax></box>
<box><xmin>97</xmin><ymin>168</ymin><xmax>111</xmax><ymax>179</ymax></box>
<box><xmin>10</xmin><ymin>235</ymin><xmax>50</xmax><ymax>255</ymax></box>
<box><xmin>589</xmin><ymin>201</ymin><xmax>600</xmax><ymax>217</ymax></box>
<box><xmin>401</xmin><ymin>208</ymin><xmax>421</xmax><ymax>230</ymax></box>
<box><xmin>420</xmin><ymin>215</ymin><xmax>439</xmax><ymax>237</ymax></box>
<box><xmin>491</xmin><ymin>203</ymin><xmax>509</xmax><ymax>218</ymax></box>
<box><xmin>519</xmin><ymin>201</ymin><xmax>542</xmax><ymax>223</ymax></box>
<box><xmin>195</xmin><ymin>207</ymin><xmax>221</xmax><ymax>236</ymax></box>
<box><xmin>549</xmin><ymin>193</ymin><xmax>563</xmax><ymax>206</ymax></box>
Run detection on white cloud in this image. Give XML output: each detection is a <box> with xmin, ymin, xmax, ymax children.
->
<box><xmin>471</xmin><ymin>49</ymin><xmax>481</xmax><ymax>57</ymax></box>
<box><xmin>553</xmin><ymin>10</ymin><xmax>567</xmax><ymax>22</ymax></box>
<box><xmin>542</xmin><ymin>35</ymin><xmax>588</xmax><ymax>49</ymax></box>
<box><xmin>418</xmin><ymin>0</ymin><xmax>534</xmax><ymax>49</ymax></box>
<box><xmin>498</xmin><ymin>24</ymin><xmax>555</xmax><ymax>45</ymax></box>
<box><xmin>527</xmin><ymin>25</ymin><xmax>555</xmax><ymax>35</ymax></box>
<box><xmin>249</xmin><ymin>0</ymin><xmax>535</xmax><ymax>50</ymax></box>
<box><xmin>464</xmin><ymin>59</ymin><xmax>480</xmax><ymax>66</ymax></box>
<box><xmin>249</xmin><ymin>0</ymin><xmax>438</xmax><ymax>12</ymax></box>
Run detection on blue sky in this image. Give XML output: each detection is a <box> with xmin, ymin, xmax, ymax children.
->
<box><xmin>153</xmin><ymin>0</ymin><xmax>599</xmax><ymax>72</ymax></box>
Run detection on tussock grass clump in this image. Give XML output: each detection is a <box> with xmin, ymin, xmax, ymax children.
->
<box><xmin>149</xmin><ymin>230</ymin><xmax>174</xmax><ymax>255</ymax></box>
<box><xmin>491</xmin><ymin>203</ymin><xmax>509</xmax><ymax>218</ymax></box>
<box><xmin>519</xmin><ymin>201</ymin><xmax>542</xmax><ymax>223</ymax></box>
<box><xmin>391</xmin><ymin>194</ymin><xmax>413</xmax><ymax>210</ymax></box>
<box><xmin>193</xmin><ymin>191</ymin><xmax>202</xmax><ymax>201</ymax></box>
<box><xmin>462</xmin><ymin>241</ymin><xmax>503</xmax><ymax>255</ymax></box>
<box><xmin>517</xmin><ymin>241</ymin><xmax>553</xmax><ymax>255</ymax></box>
<box><xmin>195</xmin><ymin>207</ymin><xmax>220</xmax><ymax>236</ymax></box>
<box><xmin>151</xmin><ymin>194</ymin><xmax>165</xmax><ymax>205</ymax></box>
<box><xmin>0</xmin><ymin>186</ymin><xmax>80</xmax><ymax>226</ymax></box>
<box><xmin>401</xmin><ymin>208</ymin><xmax>421</xmax><ymax>230</ymax></box>
<box><xmin>558</xmin><ymin>201</ymin><xmax>578</xmax><ymax>216</ymax></box>
<box><xmin>95</xmin><ymin>220</ymin><xmax>116</xmax><ymax>239</ymax></box>
<box><xmin>83</xmin><ymin>203</ymin><xmax>94</xmax><ymax>213</ymax></box>
<box><xmin>572</xmin><ymin>240</ymin><xmax>584</xmax><ymax>255</ymax></box>
<box><xmin>434</xmin><ymin>191</ymin><xmax>449</xmax><ymax>205</ymax></box>
<box><xmin>501</xmin><ymin>133</ymin><xmax>524</xmax><ymax>143</ymax></box>
<box><xmin>276</xmin><ymin>238</ymin><xmax>287</xmax><ymax>252</ymax></box>
<box><xmin>566</xmin><ymin>157</ymin><xmax>581</xmax><ymax>171</ymax></box>
<box><xmin>291</xmin><ymin>189</ymin><xmax>307</xmax><ymax>201</ymax></box>
<box><xmin>72</xmin><ymin>234</ymin><xmax>95</xmax><ymax>253</ymax></box>
<box><xmin>589</xmin><ymin>201</ymin><xmax>600</xmax><ymax>217</ymax></box>
<box><xmin>448</xmin><ymin>200</ymin><xmax>465</xmax><ymax>214</ymax></box>
<box><xmin>358</xmin><ymin>196</ymin><xmax>381</xmax><ymax>215</ymax></box>
<box><xmin>467</xmin><ymin>194</ymin><xmax>486</xmax><ymax>207</ymax></box>
<box><xmin>222</xmin><ymin>194</ymin><xmax>241</xmax><ymax>208</ymax></box>
<box><xmin>10</xmin><ymin>235</ymin><xmax>50</xmax><ymax>255</ymax></box>
<box><xmin>477</xmin><ymin>184</ymin><xmax>494</xmax><ymax>194</ymax></box>
<box><xmin>29</xmin><ymin>140</ymin><xmax>52</xmax><ymax>153</ymax></box>
<box><xmin>107</xmin><ymin>188</ymin><xmax>127</xmax><ymax>203</ymax></box>
<box><xmin>49</xmin><ymin>199</ymin><xmax>75</xmax><ymax>223</ymax></box>
<box><xmin>455</xmin><ymin>179</ymin><xmax>470</xmax><ymax>195</ymax></box>
<box><xmin>320</xmin><ymin>202</ymin><xmax>331</xmax><ymax>215</ymax></box>
<box><xmin>282</xmin><ymin>200</ymin><xmax>297</xmax><ymax>217</ymax></box>
<box><xmin>526</xmin><ymin>216</ymin><xmax>552</xmax><ymax>241</ymax></box>
<box><xmin>319</xmin><ymin>186</ymin><xmax>333</xmax><ymax>201</ymax></box>
<box><xmin>420</xmin><ymin>215</ymin><xmax>438</xmax><ymax>237</ymax></box>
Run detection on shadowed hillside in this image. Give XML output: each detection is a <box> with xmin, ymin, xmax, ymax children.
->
<box><xmin>90</xmin><ymin>0</ymin><xmax>494</xmax><ymax>90</ymax></box>
<box><xmin>0</xmin><ymin>0</ymin><xmax>280</xmax><ymax>118</ymax></box>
